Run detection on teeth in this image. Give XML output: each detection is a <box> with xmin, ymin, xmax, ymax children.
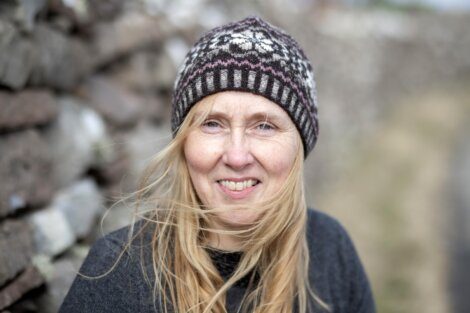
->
<box><xmin>219</xmin><ymin>179</ymin><xmax>258</xmax><ymax>191</ymax></box>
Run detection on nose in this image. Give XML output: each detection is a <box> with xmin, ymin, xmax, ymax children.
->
<box><xmin>222</xmin><ymin>129</ymin><xmax>254</xmax><ymax>170</ymax></box>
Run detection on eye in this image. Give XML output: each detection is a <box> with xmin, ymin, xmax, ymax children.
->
<box><xmin>201</xmin><ymin>119</ymin><xmax>223</xmax><ymax>133</ymax></box>
<box><xmin>256</xmin><ymin>122</ymin><xmax>275</xmax><ymax>131</ymax></box>
<box><xmin>202</xmin><ymin>120</ymin><xmax>220</xmax><ymax>128</ymax></box>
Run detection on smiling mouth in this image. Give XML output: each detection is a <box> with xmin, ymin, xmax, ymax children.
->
<box><xmin>216</xmin><ymin>179</ymin><xmax>261</xmax><ymax>191</ymax></box>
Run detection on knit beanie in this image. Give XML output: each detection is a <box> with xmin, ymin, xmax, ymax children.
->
<box><xmin>171</xmin><ymin>16</ymin><xmax>319</xmax><ymax>157</ymax></box>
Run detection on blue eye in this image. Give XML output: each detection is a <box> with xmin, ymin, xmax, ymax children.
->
<box><xmin>257</xmin><ymin>122</ymin><xmax>274</xmax><ymax>131</ymax></box>
<box><xmin>202</xmin><ymin>120</ymin><xmax>220</xmax><ymax>128</ymax></box>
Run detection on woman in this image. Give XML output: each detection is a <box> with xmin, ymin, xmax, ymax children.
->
<box><xmin>60</xmin><ymin>16</ymin><xmax>375</xmax><ymax>313</ymax></box>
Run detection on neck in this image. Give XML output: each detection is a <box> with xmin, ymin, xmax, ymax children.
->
<box><xmin>205</xmin><ymin>220</ymin><xmax>244</xmax><ymax>252</ymax></box>
<box><xmin>207</xmin><ymin>233</ymin><xmax>243</xmax><ymax>252</ymax></box>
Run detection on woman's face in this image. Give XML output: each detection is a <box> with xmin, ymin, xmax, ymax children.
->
<box><xmin>184</xmin><ymin>91</ymin><xmax>300</xmax><ymax>226</ymax></box>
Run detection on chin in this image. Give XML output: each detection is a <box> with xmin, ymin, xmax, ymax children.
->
<box><xmin>216</xmin><ymin>210</ymin><xmax>261</xmax><ymax>228</ymax></box>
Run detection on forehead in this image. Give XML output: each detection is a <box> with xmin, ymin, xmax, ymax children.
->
<box><xmin>193</xmin><ymin>91</ymin><xmax>292</xmax><ymax>121</ymax></box>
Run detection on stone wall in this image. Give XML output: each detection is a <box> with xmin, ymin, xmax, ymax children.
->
<box><xmin>0</xmin><ymin>1</ymin><xmax>194</xmax><ymax>311</ymax></box>
<box><xmin>0</xmin><ymin>0</ymin><xmax>469</xmax><ymax>312</ymax></box>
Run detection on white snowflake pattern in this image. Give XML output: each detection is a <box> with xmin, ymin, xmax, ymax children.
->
<box><xmin>230</xmin><ymin>30</ymin><xmax>274</xmax><ymax>54</ymax></box>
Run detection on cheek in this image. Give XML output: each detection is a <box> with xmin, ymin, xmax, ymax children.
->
<box><xmin>183</xmin><ymin>133</ymin><xmax>222</xmax><ymax>196</ymax></box>
<box><xmin>255</xmin><ymin>135</ymin><xmax>298</xmax><ymax>179</ymax></box>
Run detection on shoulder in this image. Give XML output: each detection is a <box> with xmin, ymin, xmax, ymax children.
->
<box><xmin>305</xmin><ymin>208</ymin><xmax>358</xmax><ymax>273</ymax></box>
<box><xmin>305</xmin><ymin>208</ymin><xmax>376</xmax><ymax>313</ymax></box>
<box><xmin>79</xmin><ymin>220</ymin><xmax>153</xmax><ymax>276</ymax></box>
<box><xmin>306</xmin><ymin>207</ymin><xmax>354</xmax><ymax>252</ymax></box>
<box><xmin>306</xmin><ymin>207</ymin><xmax>345</xmax><ymax>236</ymax></box>
<box><xmin>59</xmin><ymin>221</ymin><xmax>155</xmax><ymax>312</ymax></box>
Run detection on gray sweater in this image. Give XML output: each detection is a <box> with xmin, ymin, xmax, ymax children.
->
<box><xmin>59</xmin><ymin>208</ymin><xmax>376</xmax><ymax>313</ymax></box>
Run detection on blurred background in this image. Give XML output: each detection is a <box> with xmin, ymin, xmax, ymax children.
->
<box><xmin>0</xmin><ymin>0</ymin><xmax>469</xmax><ymax>312</ymax></box>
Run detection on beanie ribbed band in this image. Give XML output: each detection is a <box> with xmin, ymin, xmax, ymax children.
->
<box><xmin>171</xmin><ymin>16</ymin><xmax>319</xmax><ymax>157</ymax></box>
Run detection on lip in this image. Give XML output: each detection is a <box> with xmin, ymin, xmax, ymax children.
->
<box><xmin>217</xmin><ymin>177</ymin><xmax>260</xmax><ymax>182</ymax></box>
<box><xmin>216</xmin><ymin>178</ymin><xmax>260</xmax><ymax>200</ymax></box>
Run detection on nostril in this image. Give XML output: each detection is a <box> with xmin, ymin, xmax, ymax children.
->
<box><xmin>222</xmin><ymin>148</ymin><xmax>254</xmax><ymax>169</ymax></box>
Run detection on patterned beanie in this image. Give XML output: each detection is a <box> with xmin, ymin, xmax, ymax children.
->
<box><xmin>171</xmin><ymin>16</ymin><xmax>319</xmax><ymax>157</ymax></box>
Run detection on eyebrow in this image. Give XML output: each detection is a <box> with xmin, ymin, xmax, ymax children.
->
<box><xmin>199</xmin><ymin>110</ymin><xmax>286</xmax><ymax>123</ymax></box>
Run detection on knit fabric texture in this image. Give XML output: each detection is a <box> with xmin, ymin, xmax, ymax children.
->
<box><xmin>171</xmin><ymin>16</ymin><xmax>319</xmax><ymax>156</ymax></box>
<box><xmin>59</xmin><ymin>209</ymin><xmax>376</xmax><ymax>313</ymax></box>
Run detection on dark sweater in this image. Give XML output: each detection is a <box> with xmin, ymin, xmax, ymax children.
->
<box><xmin>59</xmin><ymin>209</ymin><xmax>376</xmax><ymax>313</ymax></box>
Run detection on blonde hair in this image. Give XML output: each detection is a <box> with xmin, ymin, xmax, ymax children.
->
<box><xmin>127</xmin><ymin>97</ymin><xmax>330</xmax><ymax>313</ymax></box>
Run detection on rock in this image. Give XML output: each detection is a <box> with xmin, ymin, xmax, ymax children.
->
<box><xmin>107</xmin><ymin>37</ymin><xmax>185</xmax><ymax>92</ymax></box>
<box><xmin>140</xmin><ymin>93</ymin><xmax>168</xmax><ymax>125</ymax></box>
<box><xmin>0</xmin><ymin>20</ymin><xmax>16</xmax><ymax>52</ymax></box>
<box><xmin>34</xmin><ymin>248</ymin><xmax>87</xmax><ymax>313</ymax></box>
<box><xmin>0</xmin><ymin>220</ymin><xmax>34</xmax><ymax>287</ymax></box>
<box><xmin>28</xmin><ymin>23</ymin><xmax>94</xmax><ymax>91</ymax></box>
<box><xmin>154</xmin><ymin>47</ymin><xmax>178</xmax><ymax>89</ymax></box>
<box><xmin>0</xmin><ymin>89</ymin><xmax>58</xmax><ymax>131</ymax></box>
<box><xmin>164</xmin><ymin>37</ymin><xmax>189</xmax><ymax>72</ymax></box>
<box><xmin>27</xmin><ymin>207</ymin><xmax>75</xmax><ymax>256</ymax></box>
<box><xmin>36</xmin><ymin>260</ymin><xmax>75</xmax><ymax>313</ymax></box>
<box><xmin>0</xmin><ymin>1</ymin><xmax>16</xmax><ymax>20</ymax></box>
<box><xmin>0</xmin><ymin>266</ymin><xmax>44</xmax><ymax>310</ymax></box>
<box><xmin>90</xmin><ymin>143</ymin><xmax>130</xmax><ymax>186</ymax></box>
<box><xmin>44</xmin><ymin>96</ymin><xmax>111</xmax><ymax>188</ymax></box>
<box><xmin>125</xmin><ymin>121</ymin><xmax>172</xmax><ymax>182</ymax></box>
<box><xmin>98</xmin><ymin>202</ymin><xmax>132</xmax><ymax>236</ymax></box>
<box><xmin>154</xmin><ymin>0</ymin><xmax>206</xmax><ymax>30</ymax></box>
<box><xmin>83</xmin><ymin>76</ymin><xmax>144</xmax><ymax>128</ymax></box>
<box><xmin>5</xmin><ymin>297</ymin><xmax>39</xmax><ymax>312</ymax></box>
<box><xmin>106</xmin><ymin>51</ymin><xmax>174</xmax><ymax>123</ymax></box>
<box><xmin>0</xmin><ymin>130</ymin><xmax>55</xmax><ymax>218</ymax></box>
<box><xmin>93</xmin><ymin>11</ymin><xmax>168</xmax><ymax>66</ymax></box>
<box><xmin>52</xmin><ymin>179</ymin><xmax>104</xmax><ymax>238</ymax></box>
<box><xmin>109</xmin><ymin>51</ymin><xmax>162</xmax><ymax>92</ymax></box>
<box><xmin>88</xmin><ymin>0</ymin><xmax>125</xmax><ymax>21</ymax></box>
<box><xmin>13</xmin><ymin>0</ymin><xmax>47</xmax><ymax>32</ymax></box>
<box><xmin>0</xmin><ymin>26</ymin><xmax>36</xmax><ymax>90</ymax></box>
<box><xmin>107</xmin><ymin>37</ymin><xmax>186</xmax><ymax>92</ymax></box>
<box><xmin>0</xmin><ymin>0</ymin><xmax>46</xmax><ymax>32</ymax></box>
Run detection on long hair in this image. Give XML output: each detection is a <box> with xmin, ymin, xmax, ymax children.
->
<box><xmin>128</xmin><ymin>98</ymin><xmax>330</xmax><ymax>313</ymax></box>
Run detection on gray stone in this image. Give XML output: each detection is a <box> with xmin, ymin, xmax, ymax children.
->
<box><xmin>154</xmin><ymin>48</ymin><xmax>178</xmax><ymax>89</ymax></box>
<box><xmin>107</xmin><ymin>37</ymin><xmax>184</xmax><ymax>92</ymax></box>
<box><xmin>0</xmin><ymin>29</ymin><xmax>35</xmax><ymax>90</ymax></box>
<box><xmin>34</xmin><ymin>246</ymin><xmax>88</xmax><ymax>313</ymax></box>
<box><xmin>0</xmin><ymin>220</ymin><xmax>34</xmax><ymax>287</ymax></box>
<box><xmin>88</xmin><ymin>0</ymin><xmax>125</xmax><ymax>21</ymax></box>
<box><xmin>90</xmin><ymin>140</ymin><xmax>131</xmax><ymax>199</ymax></box>
<box><xmin>44</xmin><ymin>96</ymin><xmax>111</xmax><ymax>188</ymax></box>
<box><xmin>35</xmin><ymin>258</ymin><xmax>76</xmax><ymax>313</ymax></box>
<box><xmin>0</xmin><ymin>20</ymin><xmax>16</xmax><ymax>52</ymax></box>
<box><xmin>28</xmin><ymin>23</ymin><xmax>94</xmax><ymax>91</ymax></box>
<box><xmin>109</xmin><ymin>51</ymin><xmax>162</xmax><ymax>92</ymax></box>
<box><xmin>27</xmin><ymin>206</ymin><xmax>75</xmax><ymax>256</ymax></box>
<box><xmin>125</xmin><ymin>121</ymin><xmax>172</xmax><ymax>183</ymax></box>
<box><xmin>164</xmin><ymin>37</ymin><xmax>189</xmax><ymax>72</ymax></box>
<box><xmin>0</xmin><ymin>130</ymin><xmax>55</xmax><ymax>217</ymax></box>
<box><xmin>152</xmin><ymin>0</ymin><xmax>206</xmax><ymax>30</ymax></box>
<box><xmin>0</xmin><ymin>0</ymin><xmax>46</xmax><ymax>32</ymax></box>
<box><xmin>53</xmin><ymin>179</ymin><xmax>104</xmax><ymax>238</ymax></box>
<box><xmin>0</xmin><ymin>89</ymin><xmax>58</xmax><ymax>131</ymax></box>
<box><xmin>0</xmin><ymin>266</ymin><xmax>44</xmax><ymax>310</ymax></box>
<box><xmin>0</xmin><ymin>1</ymin><xmax>16</xmax><ymax>20</ymax></box>
<box><xmin>84</xmin><ymin>76</ymin><xmax>144</xmax><ymax>128</ymax></box>
<box><xmin>93</xmin><ymin>11</ymin><xmax>168</xmax><ymax>66</ymax></box>
<box><xmin>99</xmin><ymin>202</ymin><xmax>132</xmax><ymax>236</ymax></box>
<box><xmin>144</xmin><ymin>94</ymin><xmax>168</xmax><ymax>124</ymax></box>
<box><xmin>13</xmin><ymin>0</ymin><xmax>47</xmax><ymax>32</ymax></box>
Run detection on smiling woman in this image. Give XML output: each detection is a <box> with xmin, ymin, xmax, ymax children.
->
<box><xmin>59</xmin><ymin>16</ymin><xmax>376</xmax><ymax>313</ymax></box>
<box><xmin>184</xmin><ymin>92</ymin><xmax>300</xmax><ymax>235</ymax></box>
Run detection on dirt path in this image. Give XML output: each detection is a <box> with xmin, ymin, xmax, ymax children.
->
<box><xmin>313</xmin><ymin>86</ymin><xmax>470</xmax><ymax>313</ymax></box>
